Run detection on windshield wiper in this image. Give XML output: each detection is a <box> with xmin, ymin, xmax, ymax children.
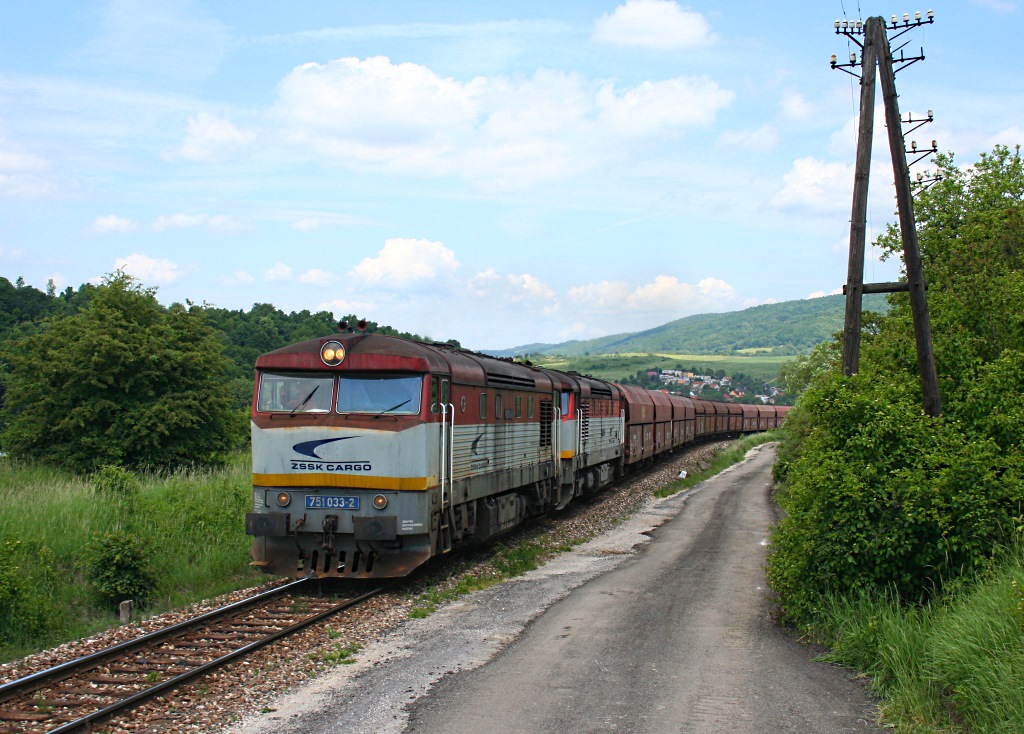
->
<box><xmin>290</xmin><ymin>385</ymin><xmax>320</xmax><ymax>414</ymax></box>
<box><xmin>374</xmin><ymin>398</ymin><xmax>411</xmax><ymax>417</ymax></box>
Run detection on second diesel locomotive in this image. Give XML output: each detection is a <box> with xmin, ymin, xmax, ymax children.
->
<box><xmin>245</xmin><ymin>328</ymin><xmax>788</xmax><ymax>579</ymax></box>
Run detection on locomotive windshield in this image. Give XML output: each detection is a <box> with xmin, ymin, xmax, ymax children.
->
<box><xmin>336</xmin><ymin>374</ymin><xmax>422</xmax><ymax>415</ymax></box>
<box><xmin>257</xmin><ymin>372</ymin><xmax>334</xmax><ymax>413</ymax></box>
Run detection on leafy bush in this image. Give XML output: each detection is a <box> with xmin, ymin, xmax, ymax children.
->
<box><xmin>91</xmin><ymin>465</ymin><xmax>141</xmax><ymax>498</ymax></box>
<box><xmin>84</xmin><ymin>530</ymin><xmax>157</xmax><ymax>609</ymax></box>
<box><xmin>768</xmin><ymin>371</ymin><xmax>1024</xmax><ymax>622</ymax></box>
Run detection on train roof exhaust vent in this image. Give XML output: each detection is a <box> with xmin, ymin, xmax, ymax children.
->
<box><xmin>337</xmin><ymin>319</ymin><xmax>370</xmax><ymax>333</ymax></box>
<box><xmin>485</xmin><ymin>372</ymin><xmax>537</xmax><ymax>390</ymax></box>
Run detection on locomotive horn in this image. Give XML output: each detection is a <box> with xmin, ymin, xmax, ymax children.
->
<box><xmin>337</xmin><ymin>320</ymin><xmax>349</xmax><ymax>332</ymax></box>
<box><xmin>356</xmin><ymin>319</ymin><xmax>368</xmax><ymax>332</ymax></box>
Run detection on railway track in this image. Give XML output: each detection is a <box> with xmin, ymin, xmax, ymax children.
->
<box><xmin>0</xmin><ymin>579</ymin><xmax>387</xmax><ymax>733</ymax></box>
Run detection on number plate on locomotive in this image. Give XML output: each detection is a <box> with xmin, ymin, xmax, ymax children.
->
<box><xmin>304</xmin><ymin>495</ymin><xmax>359</xmax><ymax>510</ymax></box>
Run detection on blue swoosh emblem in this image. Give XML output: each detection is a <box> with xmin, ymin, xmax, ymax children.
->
<box><xmin>292</xmin><ymin>437</ymin><xmax>356</xmax><ymax>459</ymax></box>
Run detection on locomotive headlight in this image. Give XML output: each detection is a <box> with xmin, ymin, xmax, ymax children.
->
<box><xmin>372</xmin><ymin>494</ymin><xmax>388</xmax><ymax>510</ymax></box>
<box><xmin>276</xmin><ymin>492</ymin><xmax>291</xmax><ymax>507</ymax></box>
<box><xmin>320</xmin><ymin>340</ymin><xmax>346</xmax><ymax>366</ymax></box>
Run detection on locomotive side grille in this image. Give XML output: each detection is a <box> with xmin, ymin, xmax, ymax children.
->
<box><xmin>539</xmin><ymin>399</ymin><xmax>553</xmax><ymax>447</ymax></box>
<box><xmin>590</xmin><ymin>385</ymin><xmax>613</xmax><ymax>398</ymax></box>
<box><xmin>485</xmin><ymin>372</ymin><xmax>537</xmax><ymax>389</ymax></box>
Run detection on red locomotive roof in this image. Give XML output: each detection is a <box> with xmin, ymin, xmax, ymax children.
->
<box><xmin>255</xmin><ymin>333</ymin><xmax>556</xmax><ymax>392</ymax></box>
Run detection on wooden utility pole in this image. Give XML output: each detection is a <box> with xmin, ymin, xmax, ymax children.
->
<box><xmin>842</xmin><ymin>19</ymin><xmax>879</xmax><ymax>377</ymax></box>
<box><xmin>834</xmin><ymin>13</ymin><xmax>941</xmax><ymax>417</ymax></box>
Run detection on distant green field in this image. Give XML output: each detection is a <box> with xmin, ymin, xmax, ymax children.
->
<box><xmin>535</xmin><ymin>352</ymin><xmax>789</xmax><ymax>384</ymax></box>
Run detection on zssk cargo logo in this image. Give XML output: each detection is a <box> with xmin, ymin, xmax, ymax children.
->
<box><xmin>290</xmin><ymin>437</ymin><xmax>372</xmax><ymax>472</ymax></box>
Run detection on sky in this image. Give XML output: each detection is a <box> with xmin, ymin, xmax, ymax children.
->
<box><xmin>1</xmin><ymin>1</ymin><xmax>1020</xmax><ymax>351</ymax></box>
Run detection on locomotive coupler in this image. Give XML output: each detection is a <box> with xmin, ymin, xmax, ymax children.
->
<box><xmin>321</xmin><ymin>515</ymin><xmax>338</xmax><ymax>552</ymax></box>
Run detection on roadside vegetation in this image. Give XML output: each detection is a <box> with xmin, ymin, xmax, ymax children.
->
<box><xmin>769</xmin><ymin>144</ymin><xmax>1024</xmax><ymax>732</ymax></box>
<box><xmin>0</xmin><ymin>457</ymin><xmax>259</xmax><ymax>662</ymax></box>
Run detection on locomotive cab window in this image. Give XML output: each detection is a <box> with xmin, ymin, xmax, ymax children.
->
<box><xmin>257</xmin><ymin>371</ymin><xmax>334</xmax><ymax>413</ymax></box>
<box><xmin>431</xmin><ymin>377</ymin><xmax>450</xmax><ymax>414</ymax></box>
<box><xmin>336</xmin><ymin>374</ymin><xmax>423</xmax><ymax>414</ymax></box>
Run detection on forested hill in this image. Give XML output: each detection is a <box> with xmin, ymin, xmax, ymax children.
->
<box><xmin>488</xmin><ymin>294</ymin><xmax>888</xmax><ymax>358</ymax></box>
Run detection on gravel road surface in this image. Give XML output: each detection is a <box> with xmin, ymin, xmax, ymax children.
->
<box><xmin>231</xmin><ymin>445</ymin><xmax>880</xmax><ymax>734</ymax></box>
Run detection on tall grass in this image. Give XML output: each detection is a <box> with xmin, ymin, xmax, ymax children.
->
<box><xmin>813</xmin><ymin>542</ymin><xmax>1024</xmax><ymax>733</ymax></box>
<box><xmin>0</xmin><ymin>454</ymin><xmax>261</xmax><ymax>662</ymax></box>
<box><xmin>653</xmin><ymin>431</ymin><xmax>779</xmax><ymax>498</ymax></box>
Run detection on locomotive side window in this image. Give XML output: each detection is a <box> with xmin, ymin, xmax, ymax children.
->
<box><xmin>441</xmin><ymin>379</ymin><xmax>450</xmax><ymax>408</ymax></box>
<box><xmin>480</xmin><ymin>392</ymin><xmax>487</xmax><ymax>420</ymax></box>
<box><xmin>430</xmin><ymin>377</ymin><xmax>439</xmax><ymax>414</ymax></box>
<box><xmin>495</xmin><ymin>394</ymin><xmax>503</xmax><ymax>420</ymax></box>
<box><xmin>528</xmin><ymin>396</ymin><xmax>535</xmax><ymax>419</ymax></box>
<box><xmin>257</xmin><ymin>371</ymin><xmax>334</xmax><ymax>413</ymax></box>
<box><xmin>561</xmin><ymin>391</ymin><xmax>571</xmax><ymax>416</ymax></box>
<box><xmin>336</xmin><ymin>374</ymin><xmax>423</xmax><ymax>414</ymax></box>
<box><xmin>516</xmin><ymin>395</ymin><xmax>522</xmax><ymax>419</ymax></box>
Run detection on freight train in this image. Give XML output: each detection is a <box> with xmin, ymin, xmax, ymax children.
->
<box><xmin>245</xmin><ymin>326</ymin><xmax>788</xmax><ymax>579</ymax></box>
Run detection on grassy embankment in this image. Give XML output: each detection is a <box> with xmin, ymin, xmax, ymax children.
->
<box><xmin>805</xmin><ymin>541</ymin><xmax>1024</xmax><ymax>733</ymax></box>
<box><xmin>0</xmin><ymin>454</ymin><xmax>261</xmax><ymax>663</ymax></box>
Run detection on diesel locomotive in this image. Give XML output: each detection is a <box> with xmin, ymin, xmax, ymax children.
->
<box><xmin>245</xmin><ymin>327</ymin><xmax>788</xmax><ymax>579</ymax></box>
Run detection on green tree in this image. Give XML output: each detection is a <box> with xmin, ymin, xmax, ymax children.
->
<box><xmin>768</xmin><ymin>145</ymin><xmax>1024</xmax><ymax>622</ymax></box>
<box><xmin>0</xmin><ymin>272</ymin><xmax>243</xmax><ymax>471</ymax></box>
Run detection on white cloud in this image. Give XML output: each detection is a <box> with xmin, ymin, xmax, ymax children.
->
<box><xmin>351</xmin><ymin>238</ymin><xmax>459</xmax><ymax>287</ymax></box>
<box><xmin>265</xmin><ymin>262</ymin><xmax>293</xmax><ymax>282</ymax></box>
<box><xmin>780</xmin><ymin>90</ymin><xmax>814</xmax><ymax>121</ymax></box>
<box><xmin>771</xmin><ymin>157</ymin><xmax>853</xmax><ymax>216</ymax></box>
<box><xmin>299</xmin><ymin>269</ymin><xmax>335</xmax><ymax>286</ymax></box>
<box><xmin>90</xmin><ymin>214</ymin><xmax>139</xmax><ymax>234</ymax></box>
<box><xmin>46</xmin><ymin>273</ymin><xmax>69</xmax><ymax>293</ymax></box>
<box><xmin>275</xmin><ymin>56</ymin><xmax>480</xmax><ymax>165</ymax></box>
<box><xmin>596</xmin><ymin>77</ymin><xmax>733</xmax><ymax>135</ymax></box>
<box><xmin>114</xmin><ymin>253</ymin><xmax>183</xmax><ymax>284</ymax></box>
<box><xmin>153</xmin><ymin>213</ymin><xmax>208</xmax><ymax>231</ymax></box>
<box><xmin>717</xmin><ymin>124</ymin><xmax>779</xmax><ymax>151</ymax></box>
<box><xmin>292</xmin><ymin>218</ymin><xmax>323</xmax><ymax>232</ymax></box>
<box><xmin>468</xmin><ymin>269</ymin><xmax>558</xmax><ymax>313</ymax></box>
<box><xmin>151</xmin><ymin>213</ymin><xmax>249</xmax><ymax>233</ymax></box>
<box><xmin>567</xmin><ymin>275</ymin><xmax>742</xmax><ymax>325</ymax></box>
<box><xmin>221</xmin><ymin>271</ymin><xmax>255</xmax><ymax>287</ymax></box>
<box><xmin>0</xmin><ymin>246</ymin><xmax>27</xmax><ymax>261</ymax></box>
<box><xmin>207</xmin><ymin>215</ymin><xmax>251</xmax><ymax>233</ymax></box>
<box><xmin>0</xmin><ymin>139</ymin><xmax>56</xmax><ymax>198</ymax></box>
<box><xmin>272</xmin><ymin>56</ymin><xmax>733</xmax><ymax>188</ymax></box>
<box><xmin>592</xmin><ymin>0</ymin><xmax>714</xmax><ymax>49</ymax></box>
<box><xmin>75</xmin><ymin>1</ymin><xmax>231</xmax><ymax>86</ymax></box>
<box><xmin>971</xmin><ymin>0</ymin><xmax>1017</xmax><ymax>12</ymax></box>
<box><xmin>317</xmin><ymin>298</ymin><xmax>378</xmax><ymax>316</ymax></box>
<box><xmin>170</xmin><ymin>112</ymin><xmax>255</xmax><ymax>162</ymax></box>
<box><xmin>806</xmin><ymin>288</ymin><xmax>842</xmax><ymax>299</ymax></box>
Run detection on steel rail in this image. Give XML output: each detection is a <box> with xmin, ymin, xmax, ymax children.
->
<box><xmin>0</xmin><ymin>578</ymin><xmax>312</xmax><ymax>706</ymax></box>
<box><xmin>45</xmin><ymin>584</ymin><xmax>387</xmax><ymax>734</ymax></box>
